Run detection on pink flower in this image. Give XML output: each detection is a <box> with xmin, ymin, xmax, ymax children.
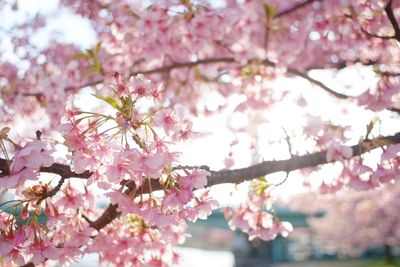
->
<box><xmin>224</xmin><ymin>157</ymin><xmax>235</xmax><ymax>169</ymax></box>
<box><xmin>0</xmin><ymin>238</ymin><xmax>14</xmax><ymax>255</ymax></box>
<box><xmin>162</xmin><ymin>192</ymin><xmax>184</xmax><ymax>212</ymax></box>
<box><xmin>248</xmin><ymin>228</ymin><xmax>276</xmax><ymax>241</ymax></box>
<box><xmin>371</xmin><ymin>166</ymin><xmax>397</xmax><ymax>184</ymax></box>
<box><xmin>72</xmin><ymin>150</ymin><xmax>97</xmax><ymax>174</ymax></box>
<box><xmin>185</xmin><ymin>199</ymin><xmax>219</xmax><ymax>222</ymax></box>
<box><xmin>129</xmin><ymin>74</ymin><xmax>152</xmax><ymax>97</ymax></box>
<box><xmin>0</xmin><ymin>168</ymin><xmax>38</xmax><ymax>189</ymax></box>
<box><xmin>67</xmin><ymin>227</ymin><xmax>97</xmax><ymax>247</ymax></box>
<box><xmin>381</xmin><ymin>144</ymin><xmax>400</xmax><ymax>161</ymax></box>
<box><xmin>184</xmin><ymin>169</ymin><xmax>211</xmax><ymax>190</ymax></box>
<box><xmin>9</xmin><ymin>248</ymin><xmax>25</xmax><ymax>265</ymax></box>
<box><xmin>227</xmin><ymin>209</ymin><xmax>249</xmax><ymax>232</ymax></box>
<box><xmin>172</xmin><ymin>121</ymin><xmax>194</xmax><ymax>142</ymax></box>
<box><xmin>326</xmin><ymin>143</ymin><xmax>352</xmax><ymax>162</ymax></box>
<box><xmin>11</xmin><ymin>141</ymin><xmax>53</xmax><ymax>173</ymax></box>
<box><xmin>106</xmin><ymin>191</ymin><xmax>134</xmax><ymax>215</ymax></box>
<box><xmin>27</xmin><ymin>241</ymin><xmax>60</xmax><ymax>264</ymax></box>
<box><xmin>55</xmin><ymin>183</ymin><xmax>84</xmax><ymax>211</ymax></box>
<box><xmin>153</xmin><ymin>110</ymin><xmax>179</xmax><ymax>134</ymax></box>
<box><xmin>144</xmin><ymin>153</ymin><xmax>165</xmax><ymax>172</ymax></box>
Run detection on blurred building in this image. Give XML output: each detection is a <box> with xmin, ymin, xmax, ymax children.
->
<box><xmin>185</xmin><ymin>207</ymin><xmax>316</xmax><ymax>267</ymax></box>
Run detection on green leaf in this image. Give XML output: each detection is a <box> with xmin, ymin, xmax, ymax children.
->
<box><xmin>263</xmin><ymin>3</ymin><xmax>278</xmax><ymax>18</ymax></box>
<box><xmin>92</xmin><ymin>58</ymin><xmax>103</xmax><ymax>74</ymax></box>
<box><xmin>93</xmin><ymin>94</ymin><xmax>121</xmax><ymax>110</ymax></box>
<box><xmin>73</xmin><ymin>52</ymin><xmax>90</xmax><ymax>60</ymax></box>
<box><xmin>94</xmin><ymin>42</ymin><xmax>102</xmax><ymax>54</ymax></box>
<box><xmin>251</xmin><ymin>176</ymin><xmax>270</xmax><ymax>196</ymax></box>
<box><xmin>366</xmin><ymin>117</ymin><xmax>379</xmax><ymax>138</ymax></box>
<box><xmin>86</xmin><ymin>48</ymin><xmax>95</xmax><ymax>58</ymax></box>
<box><xmin>119</xmin><ymin>96</ymin><xmax>133</xmax><ymax>116</ymax></box>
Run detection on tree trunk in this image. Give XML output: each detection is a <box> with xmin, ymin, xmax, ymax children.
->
<box><xmin>384</xmin><ymin>244</ymin><xmax>394</xmax><ymax>264</ymax></box>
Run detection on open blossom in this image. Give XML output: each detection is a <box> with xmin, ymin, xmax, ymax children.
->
<box><xmin>153</xmin><ymin>110</ymin><xmax>180</xmax><ymax>135</ymax></box>
<box><xmin>27</xmin><ymin>241</ymin><xmax>61</xmax><ymax>265</ymax></box>
<box><xmin>129</xmin><ymin>74</ymin><xmax>153</xmax><ymax>97</ymax></box>
<box><xmin>72</xmin><ymin>150</ymin><xmax>97</xmax><ymax>174</ymax></box>
<box><xmin>8</xmin><ymin>249</ymin><xmax>25</xmax><ymax>265</ymax></box>
<box><xmin>248</xmin><ymin>220</ymin><xmax>293</xmax><ymax>241</ymax></box>
<box><xmin>67</xmin><ymin>227</ymin><xmax>97</xmax><ymax>247</ymax></box>
<box><xmin>0</xmin><ymin>141</ymin><xmax>53</xmax><ymax>189</ymax></box>
<box><xmin>184</xmin><ymin>198</ymin><xmax>219</xmax><ymax>222</ymax></box>
<box><xmin>4</xmin><ymin>0</ymin><xmax>400</xmax><ymax>265</ymax></box>
<box><xmin>371</xmin><ymin>166</ymin><xmax>397</xmax><ymax>184</ymax></box>
<box><xmin>0</xmin><ymin>238</ymin><xmax>14</xmax><ymax>255</ymax></box>
<box><xmin>11</xmin><ymin>141</ymin><xmax>53</xmax><ymax>172</ymax></box>
<box><xmin>326</xmin><ymin>143</ymin><xmax>353</xmax><ymax>162</ymax></box>
<box><xmin>0</xmin><ymin>168</ymin><xmax>39</xmax><ymax>189</ymax></box>
<box><xmin>103</xmin><ymin>151</ymin><xmax>138</xmax><ymax>183</ymax></box>
<box><xmin>185</xmin><ymin>169</ymin><xmax>209</xmax><ymax>189</ymax></box>
<box><xmin>106</xmin><ymin>191</ymin><xmax>134</xmax><ymax>215</ymax></box>
<box><xmin>381</xmin><ymin>144</ymin><xmax>400</xmax><ymax>161</ymax></box>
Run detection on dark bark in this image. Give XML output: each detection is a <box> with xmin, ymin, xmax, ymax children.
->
<box><xmin>384</xmin><ymin>244</ymin><xmax>394</xmax><ymax>264</ymax></box>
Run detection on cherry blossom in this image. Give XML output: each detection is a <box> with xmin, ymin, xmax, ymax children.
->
<box><xmin>1</xmin><ymin>0</ymin><xmax>400</xmax><ymax>265</ymax></box>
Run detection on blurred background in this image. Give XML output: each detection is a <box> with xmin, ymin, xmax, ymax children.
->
<box><xmin>2</xmin><ymin>1</ymin><xmax>400</xmax><ymax>266</ymax></box>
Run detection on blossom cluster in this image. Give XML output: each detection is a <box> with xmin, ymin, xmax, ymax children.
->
<box><xmin>224</xmin><ymin>179</ymin><xmax>293</xmax><ymax>242</ymax></box>
<box><xmin>0</xmin><ymin>74</ymin><xmax>218</xmax><ymax>266</ymax></box>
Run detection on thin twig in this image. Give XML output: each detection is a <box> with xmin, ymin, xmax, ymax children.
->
<box><xmin>275</xmin><ymin>0</ymin><xmax>320</xmax><ymax>18</ymax></box>
<box><xmin>43</xmin><ymin>176</ymin><xmax>66</xmax><ymax>198</ymax></box>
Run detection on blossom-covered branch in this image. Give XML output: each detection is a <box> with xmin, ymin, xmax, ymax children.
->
<box><xmin>385</xmin><ymin>0</ymin><xmax>400</xmax><ymax>42</ymax></box>
<box><xmin>1</xmin><ymin>132</ymin><xmax>399</xmax><ymax>191</ymax></box>
<box><xmin>2</xmin><ymin>131</ymin><xmax>400</xmax><ymax>237</ymax></box>
<box><xmin>2</xmin><ymin>0</ymin><xmax>400</xmax><ymax>266</ymax></box>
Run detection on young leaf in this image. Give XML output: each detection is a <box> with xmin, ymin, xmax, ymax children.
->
<box><xmin>73</xmin><ymin>52</ymin><xmax>90</xmax><ymax>60</ymax></box>
<box><xmin>263</xmin><ymin>3</ymin><xmax>277</xmax><ymax>19</ymax></box>
<box><xmin>94</xmin><ymin>42</ymin><xmax>102</xmax><ymax>55</ymax></box>
<box><xmin>366</xmin><ymin>118</ymin><xmax>379</xmax><ymax>139</ymax></box>
<box><xmin>93</xmin><ymin>94</ymin><xmax>121</xmax><ymax>110</ymax></box>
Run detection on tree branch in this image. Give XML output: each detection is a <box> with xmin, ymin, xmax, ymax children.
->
<box><xmin>18</xmin><ymin>56</ymin><xmax>391</xmax><ymax>110</ymax></box>
<box><xmin>43</xmin><ymin>176</ymin><xmax>66</xmax><ymax>198</ymax></box>
<box><xmin>8</xmin><ymin>131</ymin><xmax>400</xmax><ymax>267</ymax></box>
<box><xmin>208</xmin><ymin>132</ymin><xmax>400</xmax><ymax>186</ymax></box>
<box><xmin>262</xmin><ymin>59</ymin><xmax>349</xmax><ymax>99</ymax></box>
<box><xmin>2</xmin><ymin>132</ymin><xmax>400</xmax><ymax>236</ymax></box>
<box><xmin>21</xmin><ymin>57</ymin><xmax>236</xmax><ymax>98</ymax></box>
<box><xmin>385</xmin><ymin>0</ymin><xmax>400</xmax><ymax>42</ymax></box>
<box><xmin>275</xmin><ymin>0</ymin><xmax>320</xmax><ymax>18</ymax></box>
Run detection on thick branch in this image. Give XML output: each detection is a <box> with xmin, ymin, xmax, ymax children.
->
<box><xmin>3</xmin><ymin>132</ymin><xmax>400</xmax><ymax>235</ymax></box>
<box><xmin>7</xmin><ymin>132</ymin><xmax>400</xmax><ymax>267</ymax></box>
<box><xmin>385</xmin><ymin>0</ymin><xmax>400</xmax><ymax>42</ymax></box>
<box><xmin>208</xmin><ymin>132</ymin><xmax>400</xmax><ymax>185</ymax></box>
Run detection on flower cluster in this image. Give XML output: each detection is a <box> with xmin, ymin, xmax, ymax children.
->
<box><xmin>225</xmin><ymin>179</ymin><xmax>293</xmax><ymax>241</ymax></box>
<box><xmin>0</xmin><ymin>74</ymin><xmax>218</xmax><ymax>266</ymax></box>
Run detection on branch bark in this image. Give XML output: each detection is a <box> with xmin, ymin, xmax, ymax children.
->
<box><xmin>19</xmin><ymin>56</ymin><xmax>400</xmax><ymax>114</ymax></box>
<box><xmin>385</xmin><ymin>0</ymin><xmax>400</xmax><ymax>42</ymax></box>
<box><xmin>2</xmin><ymin>133</ymin><xmax>400</xmax><ymax>189</ymax></box>
<box><xmin>7</xmin><ymin>131</ymin><xmax>400</xmax><ymax>267</ymax></box>
<box><xmin>275</xmin><ymin>0</ymin><xmax>320</xmax><ymax>18</ymax></box>
<box><xmin>2</xmin><ymin>132</ymin><xmax>400</xmax><ymax>234</ymax></box>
